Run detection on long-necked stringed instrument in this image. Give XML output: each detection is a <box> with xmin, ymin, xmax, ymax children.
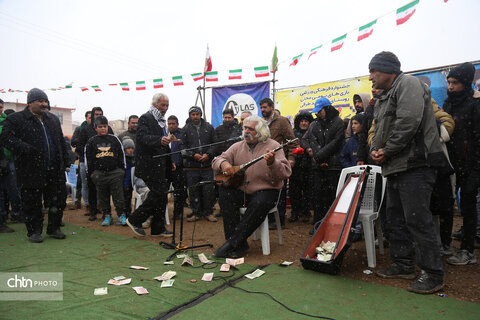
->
<box><xmin>216</xmin><ymin>138</ymin><xmax>298</xmax><ymax>188</ymax></box>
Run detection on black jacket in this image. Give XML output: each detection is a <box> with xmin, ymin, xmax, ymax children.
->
<box><xmin>443</xmin><ymin>89</ymin><xmax>480</xmax><ymax>172</ymax></box>
<box><xmin>293</xmin><ymin>111</ymin><xmax>314</xmax><ymax>169</ymax></box>
<box><xmin>0</xmin><ymin>107</ymin><xmax>68</xmax><ymax>188</ymax></box>
<box><xmin>303</xmin><ymin>106</ymin><xmax>345</xmax><ymax>170</ymax></box>
<box><xmin>179</xmin><ymin>118</ymin><xmax>216</xmax><ymax>168</ymax></box>
<box><xmin>357</xmin><ymin>100</ymin><xmax>375</xmax><ymax>163</ymax></box>
<box><xmin>135</xmin><ymin>112</ymin><xmax>172</xmax><ymax>187</ymax></box>
<box><xmin>214</xmin><ymin>119</ymin><xmax>241</xmax><ymax>156</ymax></box>
<box><xmin>85</xmin><ymin>134</ymin><xmax>125</xmax><ymax>173</ymax></box>
<box><xmin>77</xmin><ymin>122</ymin><xmax>114</xmax><ymax>162</ymax></box>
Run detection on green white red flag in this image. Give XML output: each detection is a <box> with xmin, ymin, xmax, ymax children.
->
<box><xmin>229</xmin><ymin>69</ymin><xmax>242</xmax><ymax>80</ymax></box>
<box><xmin>153</xmin><ymin>79</ymin><xmax>163</xmax><ymax>89</ymax></box>
<box><xmin>331</xmin><ymin>34</ymin><xmax>347</xmax><ymax>52</ymax></box>
<box><xmin>172</xmin><ymin>76</ymin><xmax>184</xmax><ymax>86</ymax></box>
<box><xmin>308</xmin><ymin>45</ymin><xmax>322</xmax><ymax>59</ymax></box>
<box><xmin>65</xmin><ymin>83</ymin><xmax>73</xmax><ymax>89</ymax></box>
<box><xmin>396</xmin><ymin>0</ymin><xmax>419</xmax><ymax>25</ymax></box>
<box><xmin>255</xmin><ymin>66</ymin><xmax>269</xmax><ymax>78</ymax></box>
<box><xmin>205</xmin><ymin>45</ymin><xmax>212</xmax><ymax>73</ymax></box>
<box><xmin>81</xmin><ymin>87</ymin><xmax>89</xmax><ymax>92</ymax></box>
<box><xmin>92</xmin><ymin>85</ymin><xmax>101</xmax><ymax>92</ymax></box>
<box><xmin>191</xmin><ymin>73</ymin><xmax>204</xmax><ymax>81</ymax></box>
<box><xmin>290</xmin><ymin>54</ymin><xmax>303</xmax><ymax>66</ymax></box>
<box><xmin>358</xmin><ymin>19</ymin><xmax>377</xmax><ymax>41</ymax></box>
<box><xmin>205</xmin><ymin>71</ymin><xmax>218</xmax><ymax>82</ymax></box>
<box><xmin>120</xmin><ymin>83</ymin><xmax>129</xmax><ymax>91</ymax></box>
<box><xmin>108</xmin><ymin>83</ymin><xmax>118</xmax><ymax>86</ymax></box>
<box><xmin>271</xmin><ymin>45</ymin><xmax>278</xmax><ymax>74</ymax></box>
<box><xmin>136</xmin><ymin>81</ymin><xmax>146</xmax><ymax>91</ymax></box>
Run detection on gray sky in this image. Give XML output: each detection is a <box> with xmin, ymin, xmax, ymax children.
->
<box><xmin>0</xmin><ymin>0</ymin><xmax>479</xmax><ymax>125</ymax></box>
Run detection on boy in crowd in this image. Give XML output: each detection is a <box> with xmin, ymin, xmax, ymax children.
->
<box><xmin>85</xmin><ymin>116</ymin><xmax>127</xmax><ymax>226</ymax></box>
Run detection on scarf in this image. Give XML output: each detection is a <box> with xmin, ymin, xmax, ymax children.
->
<box><xmin>149</xmin><ymin>106</ymin><xmax>166</xmax><ymax>129</ymax></box>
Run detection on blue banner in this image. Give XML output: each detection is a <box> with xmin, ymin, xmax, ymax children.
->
<box><xmin>211</xmin><ymin>81</ymin><xmax>270</xmax><ymax>127</ymax></box>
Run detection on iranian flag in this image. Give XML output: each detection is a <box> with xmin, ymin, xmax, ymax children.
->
<box><xmin>120</xmin><ymin>83</ymin><xmax>129</xmax><ymax>91</ymax></box>
<box><xmin>205</xmin><ymin>45</ymin><xmax>212</xmax><ymax>72</ymax></box>
<box><xmin>80</xmin><ymin>87</ymin><xmax>89</xmax><ymax>92</ymax></box>
<box><xmin>205</xmin><ymin>71</ymin><xmax>218</xmax><ymax>82</ymax></box>
<box><xmin>358</xmin><ymin>19</ymin><xmax>377</xmax><ymax>41</ymax></box>
<box><xmin>92</xmin><ymin>85</ymin><xmax>101</xmax><ymax>92</ymax></box>
<box><xmin>290</xmin><ymin>54</ymin><xmax>303</xmax><ymax>66</ymax></box>
<box><xmin>65</xmin><ymin>83</ymin><xmax>73</xmax><ymax>89</ymax></box>
<box><xmin>331</xmin><ymin>34</ymin><xmax>347</xmax><ymax>52</ymax></box>
<box><xmin>108</xmin><ymin>83</ymin><xmax>118</xmax><ymax>86</ymax></box>
<box><xmin>172</xmin><ymin>76</ymin><xmax>184</xmax><ymax>86</ymax></box>
<box><xmin>136</xmin><ymin>81</ymin><xmax>146</xmax><ymax>91</ymax></box>
<box><xmin>153</xmin><ymin>78</ymin><xmax>163</xmax><ymax>88</ymax></box>
<box><xmin>229</xmin><ymin>69</ymin><xmax>242</xmax><ymax>80</ymax></box>
<box><xmin>191</xmin><ymin>73</ymin><xmax>204</xmax><ymax>81</ymax></box>
<box><xmin>271</xmin><ymin>45</ymin><xmax>278</xmax><ymax>74</ymax></box>
<box><xmin>254</xmin><ymin>66</ymin><xmax>269</xmax><ymax>78</ymax></box>
<box><xmin>396</xmin><ymin>0</ymin><xmax>419</xmax><ymax>25</ymax></box>
<box><xmin>308</xmin><ymin>45</ymin><xmax>322</xmax><ymax>59</ymax></box>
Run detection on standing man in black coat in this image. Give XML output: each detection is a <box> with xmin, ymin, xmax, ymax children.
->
<box><xmin>126</xmin><ymin>93</ymin><xmax>173</xmax><ymax>237</ymax></box>
<box><xmin>0</xmin><ymin>88</ymin><xmax>68</xmax><ymax>243</ymax></box>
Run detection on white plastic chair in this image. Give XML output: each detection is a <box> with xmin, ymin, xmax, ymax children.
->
<box><xmin>240</xmin><ymin>191</ymin><xmax>283</xmax><ymax>255</ymax></box>
<box><xmin>335</xmin><ymin>165</ymin><xmax>386</xmax><ymax>268</ymax></box>
<box><xmin>131</xmin><ymin>167</ymin><xmax>170</xmax><ymax>225</ymax></box>
<box><xmin>65</xmin><ymin>171</ymin><xmax>76</xmax><ymax>203</ymax></box>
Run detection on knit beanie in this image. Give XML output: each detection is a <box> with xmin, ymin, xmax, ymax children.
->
<box><xmin>27</xmin><ymin>88</ymin><xmax>49</xmax><ymax>104</ymax></box>
<box><xmin>447</xmin><ymin>62</ymin><xmax>475</xmax><ymax>89</ymax></box>
<box><xmin>122</xmin><ymin>137</ymin><xmax>135</xmax><ymax>150</ymax></box>
<box><xmin>351</xmin><ymin>113</ymin><xmax>365</xmax><ymax>124</ymax></box>
<box><xmin>189</xmin><ymin>106</ymin><xmax>202</xmax><ymax>116</ymax></box>
<box><xmin>368</xmin><ymin>51</ymin><xmax>401</xmax><ymax>74</ymax></box>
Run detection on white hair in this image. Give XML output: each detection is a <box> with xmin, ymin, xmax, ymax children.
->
<box><xmin>151</xmin><ymin>93</ymin><xmax>169</xmax><ymax>106</ymax></box>
<box><xmin>243</xmin><ymin>115</ymin><xmax>270</xmax><ymax>142</ymax></box>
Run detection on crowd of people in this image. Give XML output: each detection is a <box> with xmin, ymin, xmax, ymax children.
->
<box><xmin>0</xmin><ymin>51</ymin><xmax>478</xmax><ymax>296</ymax></box>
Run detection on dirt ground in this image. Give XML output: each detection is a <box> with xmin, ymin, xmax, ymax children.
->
<box><xmin>62</xmin><ymin>199</ymin><xmax>480</xmax><ymax>304</ymax></box>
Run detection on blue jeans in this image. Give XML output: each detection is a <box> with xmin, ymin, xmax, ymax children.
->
<box><xmin>0</xmin><ymin>161</ymin><xmax>22</xmax><ymax>218</ymax></box>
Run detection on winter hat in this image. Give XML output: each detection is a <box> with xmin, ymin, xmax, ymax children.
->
<box><xmin>122</xmin><ymin>137</ymin><xmax>135</xmax><ymax>150</ymax></box>
<box><xmin>188</xmin><ymin>106</ymin><xmax>202</xmax><ymax>116</ymax></box>
<box><xmin>312</xmin><ymin>97</ymin><xmax>332</xmax><ymax>113</ymax></box>
<box><xmin>27</xmin><ymin>88</ymin><xmax>49</xmax><ymax>104</ymax></box>
<box><xmin>368</xmin><ymin>51</ymin><xmax>401</xmax><ymax>74</ymax></box>
<box><xmin>351</xmin><ymin>113</ymin><xmax>365</xmax><ymax>124</ymax></box>
<box><xmin>295</xmin><ymin>110</ymin><xmax>314</xmax><ymax>123</ymax></box>
<box><xmin>447</xmin><ymin>62</ymin><xmax>475</xmax><ymax>89</ymax></box>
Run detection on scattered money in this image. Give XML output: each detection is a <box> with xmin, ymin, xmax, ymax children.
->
<box><xmin>113</xmin><ymin>276</ymin><xmax>126</xmax><ymax>281</ymax></box>
<box><xmin>163</xmin><ymin>261</ymin><xmax>174</xmax><ymax>265</ymax></box>
<box><xmin>245</xmin><ymin>269</ymin><xmax>265</xmax><ymax>280</ymax></box>
<box><xmin>132</xmin><ymin>286</ymin><xmax>149</xmax><ymax>295</ymax></box>
<box><xmin>161</xmin><ymin>279</ymin><xmax>175</xmax><ymax>288</ymax></box>
<box><xmin>280</xmin><ymin>261</ymin><xmax>293</xmax><ymax>266</ymax></box>
<box><xmin>226</xmin><ymin>257</ymin><xmax>244</xmax><ymax>266</ymax></box>
<box><xmin>201</xmin><ymin>273</ymin><xmax>214</xmax><ymax>282</ymax></box>
<box><xmin>129</xmin><ymin>265</ymin><xmax>149</xmax><ymax>270</ymax></box>
<box><xmin>315</xmin><ymin>241</ymin><xmax>336</xmax><ymax>261</ymax></box>
<box><xmin>154</xmin><ymin>271</ymin><xmax>176</xmax><ymax>281</ymax></box>
<box><xmin>363</xmin><ymin>270</ymin><xmax>373</xmax><ymax>275</ymax></box>
<box><xmin>94</xmin><ymin>287</ymin><xmax>108</xmax><ymax>295</ymax></box>
<box><xmin>190</xmin><ymin>279</ymin><xmax>197</xmax><ymax>283</ymax></box>
<box><xmin>316</xmin><ymin>253</ymin><xmax>332</xmax><ymax>261</ymax></box>
<box><xmin>182</xmin><ymin>255</ymin><xmax>193</xmax><ymax>266</ymax></box>
<box><xmin>198</xmin><ymin>253</ymin><xmax>213</xmax><ymax>264</ymax></box>
<box><xmin>220</xmin><ymin>264</ymin><xmax>230</xmax><ymax>272</ymax></box>
<box><xmin>176</xmin><ymin>254</ymin><xmax>187</xmax><ymax>259</ymax></box>
<box><xmin>108</xmin><ymin>278</ymin><xmax>132</xmax><ymax>286</ymax></box>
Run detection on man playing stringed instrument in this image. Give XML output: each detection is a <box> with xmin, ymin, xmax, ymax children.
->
<box><xmin>212</xmin><ymin>115</ymin><xmax>292</xmax><ymax>258</ymax></box>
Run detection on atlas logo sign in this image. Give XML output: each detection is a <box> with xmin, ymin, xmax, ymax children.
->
<box><xmin>223</xmin><ymin>93</ymin><xmax>258</xmax><ymax>117</ymax></box>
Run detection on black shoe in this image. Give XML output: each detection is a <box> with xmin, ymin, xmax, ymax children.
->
<box><xmin>214</xmin><ymin>241</ymin><xmax>234</xmax><ymax>258</ymax></box>
<box><xmin>0</xmin><ymin>224</ymin><xmax>15</xmax><ymax>233</ymax></box>
<box><xmin>88</xmin><ymin>215</ymin><xmax>97</xmax><ymax>221</ymax></box>
<box><xmin>186</xmin><ymin>212</ymin><xmax>194</xmax><ymax>218</ymax></box>
<box><xmin>28</xmin><ymin>233</ymin><xmax>43</xmax><ymax>243</ymax></box>
<box><xmin>288</xmin><ymin>215</ymin><xmax>298</xmax><ymax>223</ymax></box>
<box><xmin>407</xmin><ymin>271</ymin><xmax>444</xmax><ymax>294</ymax></box>
<box><xmin>47</xmin><ymin>229</ymin><xmax>66</xmax><ymax>239</ymax></box>
<box><xmin>376</xmin><ymin>263</ymin><xmax>416</xmax><ymax>280</ymax></box>
<box><xmin>453</xmin><ymin>226</ymin><xmax>463</xmax><ymax>240</ymax></box>
<box><xmin>269</xmin><ymin>222</ymin><xmax>277</xmax><ymax>230</ymax></box>
<box><xmin>10</xmin><ymin>214</ymin><xmax>25</xmax><ymax>223</ymax></box>
<box><xmin>126</xmin><ymin>218</ymin><xmax>146</xmax><ymax>237</ymax></box>
<box><xmin>151</xmin><ymin>230</ymin><xmax>173</xmax><ymax>237</ymax></box>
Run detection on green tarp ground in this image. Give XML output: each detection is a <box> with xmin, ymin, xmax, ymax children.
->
<box><xmin>0</xmin><ymin>223</ymin><xmax>254</xmax><ymax>320</ymax></box>
<box><xmin>170</xmin><ymin>264</ymin><xmax>480</xmax><ymax>320</ymax></box>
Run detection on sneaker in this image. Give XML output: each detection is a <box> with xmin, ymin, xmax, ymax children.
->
<box><xmin>151</xmin><ymin>230</ymin><xmax>173</xmax><ymax>237</ymax></box>
<box><xmin>0</xmin><ymin>224</ymin><xmax>15</xmax><ymax>233</ymax></box>
<box><xmin>126</xmin><ymin>218</ymin><xmax>146</xmax><ymax>236</ymax></box>
<box><xmin>440</xmin><ymin>244</ymin><xmax>453</xmax><ymax>256</ymax></box>
<box><xmin>453</xmin><ymin>226</ymin><xmax>463</xmax><ymax>240</ymax></box>
<box><xmin>47</xmin><ymin>229</ymin><xmax>66</xmax><ymax>239</ymax></box>
<box><xmin>88</xmin><ymin>214</ymin><xmax>97</xmax><ymax>221</ymax></box>
<box><xmin>28</xmin><ymin>233</ymin><xmax>43</xmax><ymax>243</ymax></box>
<box><xmin>142</xmin><ymin>216</ymin><xmax>153</xmax><ymax>229</ymax></box>
<box><xmin>187</xmin><ymin>216</ymin><xmax>201</xmax><ymax>222</ymax></box>
<box><xmin>407</xmin><ymin>271</ymin><xmax>444</xmax><ymax>294</ymax></box>
<box><xmin>376</xmin><ymin>263</ymin><xmax>416</xmax><ymax>279</ymax></box>
<box><xmin>446</xmin><ymin>249</ymin><xmax>477</xmax><ymax>265</ymax></box>
<box><xmin>204</xmin><ymin>215</ymin><xmax>218</xmax><ymax>222</ymax></box>
<box><xmin>102</xmin><ymin>215</ymin><xmax>113</xmax><ymax>226</ymax></box>
<box><xmin>117</xmin><ymin>215</ymin><xmax>127</xmax><ymax>226</ymax></box>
